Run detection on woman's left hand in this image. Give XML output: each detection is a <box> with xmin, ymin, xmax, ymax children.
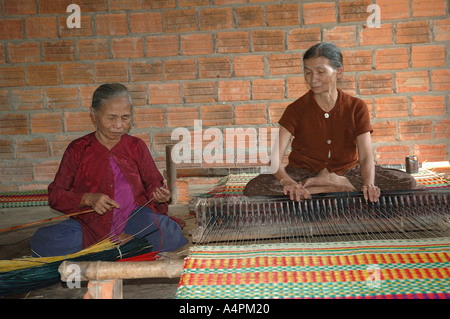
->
<box><xmin>153</xmin><ymin>186</ymin><xmax>171</xmax><ymax>203</ymax></box>
<box><xmin>362</xmin><ymin>184</ymin><xmax>380</xmax><ymax>202</ymax></box>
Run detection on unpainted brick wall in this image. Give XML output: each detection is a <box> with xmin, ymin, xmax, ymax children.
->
<box><xmin>0</xmin><ymin>0</ymin><xmax>449</xmax><ymax>192</ymax></box>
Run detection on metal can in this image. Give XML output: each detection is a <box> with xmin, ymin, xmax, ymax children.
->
<box><xmin>405</xmin><ymin>155</ymin><xmax>419</xmax><ymax>174</ymax></box>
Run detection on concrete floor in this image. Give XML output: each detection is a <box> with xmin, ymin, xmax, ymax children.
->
<box><xmin>0</xmin><ymin>203</ymin><xmax>195</xmax><ymax>299</ymax></box>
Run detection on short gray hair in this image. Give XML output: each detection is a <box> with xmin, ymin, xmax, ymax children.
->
<box><xmin>303</xmin><ymin>42</ymin><xmax>343</xmax><ymax>70</ymax></box>
<box><xmin>91</xmin><ymin>83</ymin><xmax>132</xmax><ymax>112</ymax></box>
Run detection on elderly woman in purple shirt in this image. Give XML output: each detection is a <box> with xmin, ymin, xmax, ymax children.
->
<box><xmin>30</xmin><ymin>83</ymin><xmax>188</xmax><ymax>257</ymax></box>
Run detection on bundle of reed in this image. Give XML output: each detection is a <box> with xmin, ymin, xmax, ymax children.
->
<box><xmin>0</xmin><ymin>237</ymin><xmax>153</xmax><ymax>298</ymax></box>
<box><xmin>0</xmin><ymin>238</ymin><xmax>117</xmax><ymax>274</ymax></box>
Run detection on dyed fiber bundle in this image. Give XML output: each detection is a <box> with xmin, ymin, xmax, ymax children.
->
<box><xmin>0</xmin><ymin>238</ymin><xmax>117</xmax><ymax>273</ymax></box>
<box><xmin>0</xmin><ymin>237</ymin><xmax>153</xmax><ymax>298</ymax></box>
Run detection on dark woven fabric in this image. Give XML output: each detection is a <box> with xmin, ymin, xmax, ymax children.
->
<box><xmin>243</xmin><ymin>165</ymin><xmax>418</xmax><ymax>197</ymax></box>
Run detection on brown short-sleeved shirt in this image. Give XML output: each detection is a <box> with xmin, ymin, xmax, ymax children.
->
<box><xmin>279</xmin><ymin>89</ymin><xmax>372</xmax><ymax>175</ymax></box>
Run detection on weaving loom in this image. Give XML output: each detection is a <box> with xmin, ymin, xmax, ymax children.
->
<box><xmin>177</xmin><ymin>170</ymin><xmax>450</xmax><ymax>299</ymax></box>
<box><xmin>191</xmin><ymin>189</ymin><xmax>450</xmax><ymax>245</ymax></box>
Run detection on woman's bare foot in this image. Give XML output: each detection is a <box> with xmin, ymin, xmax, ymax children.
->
<box><xmin>303</xmin><ymin>168</ymin><xmax>356</xmax><ymax>193</ymax></box>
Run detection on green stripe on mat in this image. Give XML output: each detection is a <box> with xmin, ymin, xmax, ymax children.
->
<box><xmin>176</xmin><ymin>278</ymin><xmax>450</xmax><ymax>299</ymax></box>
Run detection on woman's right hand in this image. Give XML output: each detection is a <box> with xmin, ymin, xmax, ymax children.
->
<box><xmin>281</xmin><ymin>179</ymin><xmax>311</xmax><ymax>201</ymax></box>
<box><xmin>272</xmin><ymin>127</ymin><xmax>311</xmax><ymax>202</ymax></box>
<box><xmin>81</xmin><ymin>193</ymin><xmax>120</xmax><ymax>215</ymax></box>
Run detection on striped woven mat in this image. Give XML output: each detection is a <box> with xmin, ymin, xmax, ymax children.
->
<box><xmin>176</xmin><ymin>238</ymin><xmax>450</xmax><ymax>299</ymax></box>
<box><xmin>0</xmin><ymin>190</ymin><xmax>48</xmax><ymax>208</ymax></box>
<box><xmin>413</xmin><ymin>169</ymin><xmax>450</xmax><ymax>189</ymax></box>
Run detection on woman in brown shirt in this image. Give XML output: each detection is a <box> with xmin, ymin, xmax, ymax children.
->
<box><xmin>244</xmin><ymin>42</ymin><xmax>416</xmax><ymax>202</ymax></box>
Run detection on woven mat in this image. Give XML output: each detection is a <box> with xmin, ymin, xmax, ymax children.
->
<box><xmin>0</xmin><ymin>190</ymin><xmax>48</xmax><ymax>208</ymax></box>
<box><xmin>413</xmin><ymin>169</ymin><xmax>450</xmax><ymax>189</ymax></box>
<box><xmin>176</xmin><ymin>238</ymin><xmax>450</xmax><ymax>299</ymax></box>
<box><xmin>198</xmin><ymin>173</ymin><xmax>259</xmax><ymax>198</ymax></box>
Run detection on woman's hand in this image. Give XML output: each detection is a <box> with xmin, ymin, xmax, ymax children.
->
<box><xmin>153</xmin><ymin>186</ymin><xmax>171</xmax><ymax>203</ymax></box>
<box><xmin>362</xmin><ymin>184</ymin><xmax>380</xmax><ymax>202</ymax></box>
<box><xmin>281</xmin><ymin>179</ymin><xmax>311</xmax><ymax>201</ymax></box>
<box><xmin>81</xmin><ymin>193</ymin><xmax>120</xmax><ymax>215</ymax></box>
<box><xmin>356</xmin><ymin>133</ymin><xmax>379</xmax><ymax>203</ymax></box>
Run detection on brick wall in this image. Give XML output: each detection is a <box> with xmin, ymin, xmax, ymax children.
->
<box><xmin>0</xmin><ymin>0</ymin><xmax>449</xmax><ymax>192</ymax></box>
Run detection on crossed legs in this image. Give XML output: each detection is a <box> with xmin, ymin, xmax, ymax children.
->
<box><xmin>243</xmin><ymin>165</ymin><xmax>417</xmax><ymax>197</ymax></box>
<box><xmin>302</xmin><ymin>168</ymin><xmax>356</xmax><ymax>194</ymax></box>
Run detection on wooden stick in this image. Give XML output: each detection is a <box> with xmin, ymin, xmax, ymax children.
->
<box><xmin>0</xmin><ymin>209</ymin><xmax>94</xmax><ymax>233</ymax></box>
<box><xmin>58</xmin><ymin>259</ymin><xmax>185</xmax><ymax>281</ymax></box>
<box><xmin>166</xmin><ymin>144</ymin><xmax>178</xmax><ymax>204</ymax></box>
